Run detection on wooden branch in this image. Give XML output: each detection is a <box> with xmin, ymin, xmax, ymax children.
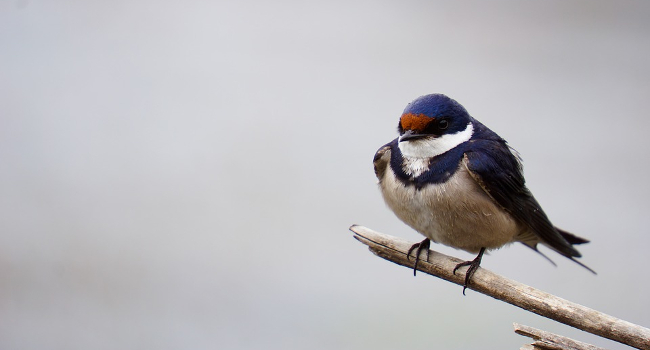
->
<box><xmin>350</xmin><ymin>225</ymin><xmax>650</xmax><ymax>350</ymax></box>
<box><xmin>514</xmin><ymin>323</ymin><xmax>609</xmax><ymax>350</ymax></box>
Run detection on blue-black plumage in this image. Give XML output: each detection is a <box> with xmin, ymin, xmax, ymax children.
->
<box><xmin>374</xmin><ymin>93</ymin><xmax>593</xmax><ymax>294</ymax></box>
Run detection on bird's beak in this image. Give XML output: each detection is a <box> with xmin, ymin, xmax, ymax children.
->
<box><xmin>399</xmin><ymin>130</ymin><xmax>429</xmax><ymax>142</ymax></box>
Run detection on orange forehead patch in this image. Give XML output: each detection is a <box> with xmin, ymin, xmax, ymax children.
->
<box><xmin>400</xmin><ymin>113</ymin><xmax>433</xmax><ymax>132</ymax></box>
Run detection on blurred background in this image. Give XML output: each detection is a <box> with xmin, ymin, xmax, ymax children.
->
<box><xmin>1</xmin><ymin>1</ymin><xmax>649</xmax><ymax>349</ymax></box>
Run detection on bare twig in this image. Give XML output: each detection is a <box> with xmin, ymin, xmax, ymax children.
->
<box><xmin>350</xmin><ymin>225</ymin><xmax>650</xmax><ymax>350</ymax></box>
<box><xmin>514</xmin><ymin>323</ymin><xmax>609</xmax><ymax>350</ymax></box>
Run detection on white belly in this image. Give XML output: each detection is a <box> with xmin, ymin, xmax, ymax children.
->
<box><xmin>379</xmin><ymin>164</ymin><xmax>522</xmax><ymax>253</ymax></box>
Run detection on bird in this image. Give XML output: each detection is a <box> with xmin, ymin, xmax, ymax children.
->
<box><xmin>373</xmin><ymin>93</ymin><xmax>594</xmax><ymax>294</ymax></box>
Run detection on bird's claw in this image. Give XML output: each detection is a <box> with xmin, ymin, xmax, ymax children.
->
<box><xmin>452</xmin><ymin>247</ymin><xmax>486</xmax><ymax>295</ymax></box>
<box><xmin>407</xmin><ymin>238</ymin><xmax>430</xmax><ymax>276</ymax></box>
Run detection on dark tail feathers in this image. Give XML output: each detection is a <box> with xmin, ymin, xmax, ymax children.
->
<box><xmin>555</xmin><ymin>227</ymin><xmax>590</xmax><ymax>245</ymax></box>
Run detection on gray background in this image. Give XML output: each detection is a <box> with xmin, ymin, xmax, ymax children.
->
<box><xmin>2</xmin><ymin>1</ymin><xmax>649</xmax><ymax>349</ymax></box>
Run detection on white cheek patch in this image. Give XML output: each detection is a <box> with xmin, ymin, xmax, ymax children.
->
<box><xmin>398</xmin><ymin>122</ymin><xmax>474</xmax><ymax>159</ymax></box>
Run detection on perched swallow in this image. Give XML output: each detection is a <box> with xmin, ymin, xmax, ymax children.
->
<box><xmin>374</xmin><ymin>94</ymin><xmax>594</xmax><ymax>294</ymax></box>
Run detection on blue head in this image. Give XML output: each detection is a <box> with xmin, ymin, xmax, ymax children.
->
<box><xmin>397</xmin><ymin>94</ymin><xmax>475</xmax><ymax>158</ymax></box>
<box><xmin>398</xmin><ymin>94</ymin><xmax>472</xmax><ymax>140</ymax></box>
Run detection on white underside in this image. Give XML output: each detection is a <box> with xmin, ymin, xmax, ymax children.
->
<box><xmin>378</xmin><ymin>156</ymin><xmax>522</xmax><ymax>253</ymax></box>
<box><xmin>398</xmin><ymin>122</ymin><xmax>474</xmax><ymax>159</ymax></box>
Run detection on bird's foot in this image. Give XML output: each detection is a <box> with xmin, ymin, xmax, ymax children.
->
<box><xmin>452</xmin><ymin>247</ymin><xmax>486</xmax><ymax>295</ymax></box>
<box><xmin>406</xmin><ymin>238</ymin><xmax>430</xmax><ymax>276</ymax></box>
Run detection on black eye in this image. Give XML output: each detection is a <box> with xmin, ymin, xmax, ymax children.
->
<box><xmin>438</xmin><ymin>119</ymin><xmax>449</xmax><ymax>130</ymax></box>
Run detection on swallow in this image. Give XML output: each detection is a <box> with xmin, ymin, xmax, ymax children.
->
<box><xmin>373</xmin><ymin>94</ymin><xmax>594</xmax><ymax>294</ymax></box>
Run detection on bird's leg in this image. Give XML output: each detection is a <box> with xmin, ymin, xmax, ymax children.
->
<box><xmin>406</xmin><ymin>238</ymin><xmax>430</xmax><ymax>276</ymax></box>
<box><xmin>452</xmin><ymin>247</ymin><xmax>486</xmax><ymax>295</ymax></box>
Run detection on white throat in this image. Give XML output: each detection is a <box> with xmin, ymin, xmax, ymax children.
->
<box><xmin>398</xmin><ymin>122</ymin><xmax>474</xmax><ymax>158</ymax></box>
